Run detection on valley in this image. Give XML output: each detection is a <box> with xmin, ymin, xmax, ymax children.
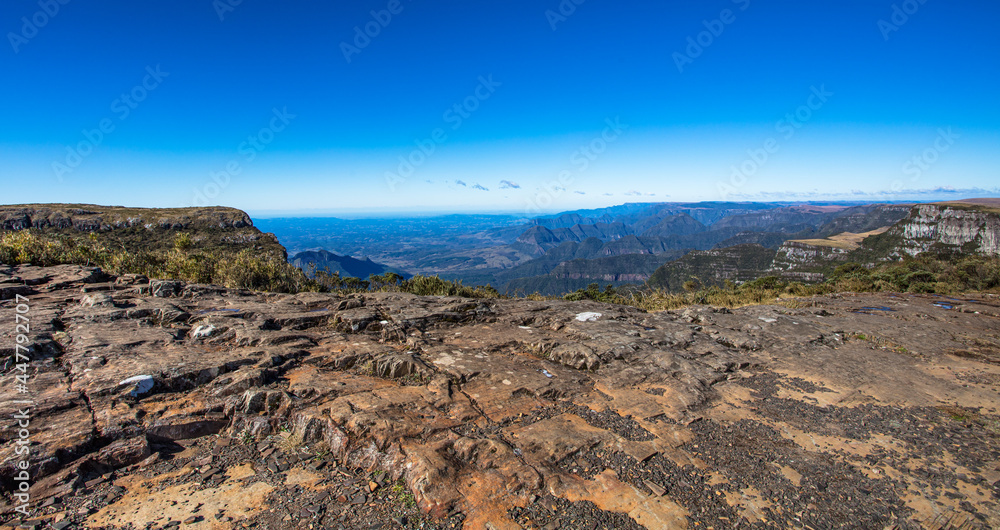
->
<box><xmin>258</xmin><ymin>201</ymin><xmax>924</xmax><ymax>295</ymax></box>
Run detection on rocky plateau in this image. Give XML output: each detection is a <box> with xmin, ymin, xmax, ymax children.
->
<box><xmin>2</xmin><ymin>264</ymin><xmax>1000</xmax><ymax>529</ymax></box>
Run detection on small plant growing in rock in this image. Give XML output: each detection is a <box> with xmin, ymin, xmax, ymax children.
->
<box><xmin>359</xmin><ymin>360</ymin><xmax>374</xmax><ymax>376</ymax></box>
<box><xmin>239</xmin><ymin>429</ymin><xmax>255</xmax><ymax>445</ymax></box>
<box><xmin>277</xmin><ymin>431</ymin><xmax>304</xmax><ymax>453</ymax></box>
<box><xmin>391</xmin><ymin>482</ymin><xmax>417</xmax><ymax>509</ymax></box>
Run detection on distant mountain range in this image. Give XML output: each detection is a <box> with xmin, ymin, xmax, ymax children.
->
<box><xmin>648</xmin><ymin>199</ymin><xmax>1000</xmax><ymax>291</ymax></box>
<box><xmin>3</xmin><ymin>200</ymin><xmax>997</xmax><ymax>298</ymax></box>
<box><xmin>470</xmin><ymin>202</ymin><xmax>913</xmax><ymax>294</ymax></box>
<box><xmin>257</xmin><ymin>199</ymin><xmax>1000</xmax><ymax>296</ymax></box>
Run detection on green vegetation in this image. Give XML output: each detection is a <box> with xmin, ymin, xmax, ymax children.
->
<box><xmin>309</xmin><ymin>269</ymin><xmax>500</xmax><ymax>298</ymax></box>
<box><xmin>1</xmin><ymin>229</ymin><xmax>502</xmax><ymax>298</ymax></box>
<box><xmin>390</xmin><ymin>481</ymin><xmax>418</xmax><ymax>509</ymax></box>
<box><xmin>0</xmin><ymin>203</ymin><xmax>288</xmax><ymax>257</ymax></box>
<box><xmin>4</xmin><ymin>228</ymin><xmax>998</xmax><ymax>312</ymax></box>
<box><xmin>646</xmin><ymin>244</ymin><xmax>778</xmax><ymax>291</ymax></box>
<box><xmin>1</xmin><ymin>229</ymin><xmax>310</xmax><ymax>292</ymax></box>
<box><xmin>565</xmin><ymin>254</ymin><xmax>1000</xmax><ymax>311</ymax></box>
<box><xmin>825</xmin><ymin>255</ymin><xmax>1000</xmax><ymax>293</ymax></box>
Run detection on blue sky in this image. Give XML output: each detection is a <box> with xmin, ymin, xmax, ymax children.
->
<box><xmin>1</xmin><ymin>0</ymin><xmax>998</xmax><ymax>215</ymax></box>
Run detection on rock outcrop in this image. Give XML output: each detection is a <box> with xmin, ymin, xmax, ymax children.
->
<box><xmin>753</xmin><ymin>201</ymin><xmax>1000</xmax><ymax>283</ymax></box>
<box><xmin>892</xmin><ymin>201</ymin><xmax>1000</xmax><ymax>257</ymax></box>
<box><xmin>767</xmin><ymin>240</ymin><xmax>852</xmax><ymax>282</ymax></box>
<box><xmin>0</xmin><ymin>204</ymin><xmax>286</xmax><ymax>258</ymax></box>
<box><xmin>0</xmin><ymin>205</ymin><xmax>250</xmax><ymax>232</ymax></box>
<box><xmin>647</xmin><ymin>244</ymin><xmax>777</xmax><ymax>290</ymax></box>
<box><xmin>2</xmin><ymin>264</ymin><xmax>1000</xmax><ymax>529</ymax></box>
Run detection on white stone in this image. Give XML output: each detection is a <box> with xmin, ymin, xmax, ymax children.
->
<box><xmin>575</xmin><ymin>312</ymin><xmax>602</xmax><ymax>322</ymax></box>
<box><xmin>119</xmin><ymin>375</ymin><xmax>155</xmax><ymax>397</ymax></box>
<box><xmin>191</xmin><ymin>324</ymin><xmax>216</xmax><ymax>339</ymax></box>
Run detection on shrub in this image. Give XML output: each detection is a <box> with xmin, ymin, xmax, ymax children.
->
<box><xmin>0</xmin><ymin>230</ymin><xmax>313</xmax><ymax>293</ymax></box>
<box><xmin>399</xmin><ymin>275</ymin><xmax>499</xmax><ymax>298</ymax></box>
<box><xmin>174</xmin><ymin>232</ymin><xmax>193</xmax><ymax>252</ymax></box>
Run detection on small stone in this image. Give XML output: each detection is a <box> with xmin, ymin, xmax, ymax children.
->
<box><xmin>183</xmin><ymin>515</ymin><xmax>201</xmax><ymax>524</ymax></box>
<box><xmin>368</xmin><ymin>481</ymin><xmax>379</xmax><ymax>492</ymax></box>
<box><xmin>191</xmin><ymin>324</ymin><xmax>216</xmax><ymax>339</ymax></box>
<box><xmin>136</xmin><ymin>452</ymin><xmax>161</xmax><ymax>469</ymax></box>
<box><xmin>644</xmin><ymin>479</ymin><xmax>667</xmax><ymax>496</ymax></box>
<box><xmin>118</xmin><ymin>375</ymin><xmax>155</xmax><ymax>397</ymax></box>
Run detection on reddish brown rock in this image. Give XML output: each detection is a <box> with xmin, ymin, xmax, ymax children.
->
<box><xmin>1</xmin><ymin>264</ymin><xmax>1000</xmax><ymax>529</ymax></box>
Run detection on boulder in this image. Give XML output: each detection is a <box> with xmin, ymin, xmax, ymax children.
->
<box><xmin>150</xmin><ymin>280</ymin><xmax>183</xmax><ymax>297</ymax></box>
<box><xmin>549</xmin><ymin>343</ymin><xmax>601</xmax><ymax>371</ymax></box>
<box><xmin>95</xmin><ymin>436</ymin><xmax>152</xmax><ymax>468</ymax></box>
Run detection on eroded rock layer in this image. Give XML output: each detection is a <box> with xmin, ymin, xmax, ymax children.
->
<box><xmin>2</xmin><ymin>264</ymin><xmax>1000</xmax><ymax>529</ymax></box>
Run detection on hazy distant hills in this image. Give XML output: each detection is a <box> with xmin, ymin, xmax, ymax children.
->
<box><xmin>257</xmin><ymin>201</ymin><xmax>942</xmax><ymax>295</ymax></box>
<box><xmin>486</xmin><ymin>202</ymin><xmax>914</xmax><ymax>294</ymax></box>
<box><xmin>5</xmin><ymin>200</ymin><xmax>993</xmax><ymax>298</ymax></box>
<box><xmin>647</xmin><ymin>200</ymin><xmax>1000</xmax><ymax>291</ymax></box>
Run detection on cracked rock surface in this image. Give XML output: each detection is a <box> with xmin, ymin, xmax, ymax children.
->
<box><xmin>2</xmin><ymin>264</ymin><xmax>1000</xmax><ymax>529</ymax></box>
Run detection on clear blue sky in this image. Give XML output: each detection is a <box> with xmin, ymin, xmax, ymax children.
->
<box><xmin>2</xmin><ymin>0</ymin><xmax>998</xmax><ymax>215</ymax></box>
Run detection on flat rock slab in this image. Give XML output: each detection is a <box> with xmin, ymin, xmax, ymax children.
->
<box><xmin>1</xmin><ymin>264</ymin><xmax>999</xmax><ymax>529</ymax></box>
